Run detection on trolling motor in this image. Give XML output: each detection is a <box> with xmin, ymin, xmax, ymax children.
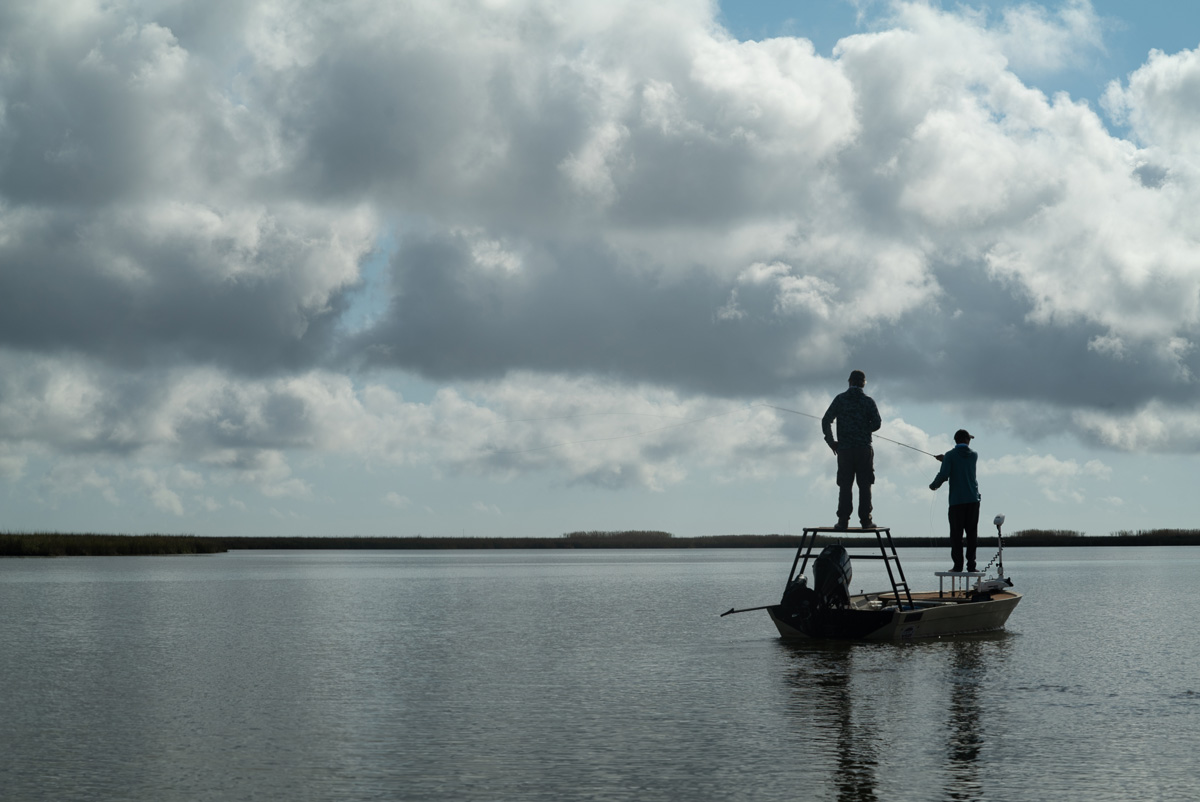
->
<box><xmin>973</xmin><ymin>514</ymin><xmax>1014</xmax><ymax>594</ymax></box>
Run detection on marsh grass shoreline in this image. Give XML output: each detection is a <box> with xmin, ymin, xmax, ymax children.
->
<box><xmin>3</xmin><ymin>528</ymin><xmax>1200</xmax><ymax>557</ymax></box>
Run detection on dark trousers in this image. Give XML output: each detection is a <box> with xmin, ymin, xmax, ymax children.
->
<box><xmin>836</xmin><ymin>446</ymin><xmax>874</xmax><ymax>523</ymax></box>
<box><xmin>948</xmin><ymin>501</ymin><xmax>980</xmax><ymax>570</ymax></box>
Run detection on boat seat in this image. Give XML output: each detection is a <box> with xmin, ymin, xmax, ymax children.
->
<box><xmin>934</xmin><ymin>571</ymin><xmax>985</xmax><ymax>598</ymax></box>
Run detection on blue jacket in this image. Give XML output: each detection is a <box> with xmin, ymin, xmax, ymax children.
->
<box><xmin>821</xmin><ymin>387</ymin><xmax>881</xmax><ymax>448</ymax></box>
<box><xmin>930</xmin><ymin>444</ymin><xmax>980</xmax><ymax>506</ymax></box>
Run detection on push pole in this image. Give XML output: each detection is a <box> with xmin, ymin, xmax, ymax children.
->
<box><xmin>719</xmin><ymin>605</ymin><xmax>775</xmax><ymax>617</ymax></box>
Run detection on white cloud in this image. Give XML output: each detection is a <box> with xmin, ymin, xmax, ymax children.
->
<box><xmin>38</xmin><ymin>460</ymin><xmax>122</xmax><ymax>509</ymax></box>
<box><xmin>472</xmin><ymin>501</ymin><xmax>502</xmax><ymax>516</ymax></box>
<box><xmin>984</xmin><ymin>453</ymin><xmax>1111</xmax><ymax>479</ymax></box>
<box><xmin>1103</xmin><ymin>44</ymin><xmax>1200</xmax><ymax>155</ymax></box>
<box><xmin>0</xmin><ymin>445</ymin><xmax>26</xmax><ymax>481</ymax></box>
<box><xmin>995</xmin><ymin>0</ymin><xmax>1103</xmax><ymax>74</ymax></box>
<box><xmin>383</xmin><ymin>492</ymin><xmax>412</xmax><ymax>509</ymax></box>
<box><xmin>982</xmin><ymin>451</ymin><xmax>1111</xmax><ymax>503</ymax></box>
<box><xmin>1072</xmin><ymin>401</ymin><xmax>1200</xmax><ymax>452</ymax></box>
<box><xmin>134</xmin><ymin>468</ymin><xmax>186</xmax><ymax>516</ymax></box>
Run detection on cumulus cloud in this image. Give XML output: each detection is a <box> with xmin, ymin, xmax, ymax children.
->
<box><xmin>37</xmin><ymin>460</ymin><xmax>122</xmax><ymax>509</ymax></box>
<box><xmin>383</xmin><ymin>492</ymin><xmax>412</xmax><ymax>509</ymax></box>
<box><xmin>2</xmin><ymin>0</ymin><xmax>1200</xmax><ymax>510</ymax></box>
<box><xmin>0</xmin><ymin>4</ymin><xmax>377</xmax><ymax>375</ymax></box>
<box><xmin>133</xmin><ymin>467</ymin><xmax>187</xmax><ymax>516</ymax></box>
<box><xmin>1103</xmin><ymin>44</ymin><xmax>1200</xmax><ymax>156</ymax></box>
<box><xmin>472</xmin><ymin>501</ymin><xmax>502</xmax><ymax>516</ymax></box>
<box><xmin>336</xmin><ymin>0</ymin><xmax>1200</xmax><ymax>422</ymax></box>
<box><xmin>983</xmin><ymin>452</ymin><xmax>1111</xmax><ymax>503</ymax></box>
<box><xmin>0</xmin><ymin>444</ymin><xmax>26</xmax><ymax>481</ymax></box>
<box><xmin>994</xmin><ymin>0</ymin><xmax>1104</xmax><ymax>74</ymax></box>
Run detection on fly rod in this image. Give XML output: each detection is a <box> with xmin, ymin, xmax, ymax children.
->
<box><xmin>756</xmin><ymin>403</ymin><xmax>941</xmax><ymax>459</ymax></box>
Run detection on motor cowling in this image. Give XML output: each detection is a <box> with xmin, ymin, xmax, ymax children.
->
<box><xmin>813</xmin><ymin>544</ymin><xmax>852</xmax><ymax>609</ymax></box>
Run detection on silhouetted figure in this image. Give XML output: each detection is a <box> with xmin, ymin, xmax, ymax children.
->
<box><xmin>930</xmin><ymin>429</ymin><xmax>981</xmax><ymax>572</ymax></box>
<box><xmin>821</xmin><ymin>370</ymin><xmax>882</xmax><ymax>530</ymax></box>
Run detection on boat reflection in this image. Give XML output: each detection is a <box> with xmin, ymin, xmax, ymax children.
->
<box><xmin>779</xmin><ymin>641</ymin><xmax>881</xmax><ymax>802</ymax></box>
<box><xmin>778</xmin><ymin>632</ymin><xmax>1012</xmax><ymax>802</ymax></box>
<box><xmin>943</xmin><ymin>633</ymin><xmax>1011</xmax><ymax>802</ymax></box>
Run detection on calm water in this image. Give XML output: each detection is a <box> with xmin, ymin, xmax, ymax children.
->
<box><xmin>1</xmin><ymin>546</ymin><xmax>1197</xmax><ymax>801</ymax></box>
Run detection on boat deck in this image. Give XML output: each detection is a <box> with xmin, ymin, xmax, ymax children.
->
<box><xmin>878</xmin><ymin>590</ymin><xmax>1020</xmax><ymax>605</ymax></box>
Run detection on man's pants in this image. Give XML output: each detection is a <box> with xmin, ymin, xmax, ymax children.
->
<box><xmin>836</xmin><ymin>446</ymin><xmax>874</xmax><ymax>523</ymax></box>
<box><xmin>948</xmin><ymin>501</ymin><xmax>980</xmax><ymax>570</ymax></box>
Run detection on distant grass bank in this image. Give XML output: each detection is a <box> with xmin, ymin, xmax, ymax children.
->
<box><xmin>4</xmin><ymin>528</ymin><xmax>1200</xmax><ymax>557</ymax></box>
<box><xmin>0</xmin><ymin>533</ymin><xmax>229</xmax><ymax>557</ymax></box>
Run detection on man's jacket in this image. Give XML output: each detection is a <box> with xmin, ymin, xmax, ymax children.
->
<box><xmin>821</xmin><ymin>387</ymin><xmax>881</xmax><ymax>448</ymax></box>
<box><xmin>930</xmin><ymin>445</ymin><xmax>980</xmax><ymax>506</ymax></box>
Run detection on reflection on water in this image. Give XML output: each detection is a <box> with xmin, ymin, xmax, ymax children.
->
<box><xmin>942</xmin><ymin>634</ymin><xmax>1010</xmax><ymax>802</ymax></box>
<box><xmin>780</xmin><ymin>641</ymin><xmax>879</xmax><ymax>802</ymax></box>
<box><xmin>778</xmin><ymin>633</ymin><xmax>1013</xmax><ymax>802</ymax></box>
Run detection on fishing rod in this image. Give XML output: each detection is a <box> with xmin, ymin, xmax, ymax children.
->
<box><xmin>486</xmin><ymin>409</ymin><xmax>746</xmax><ymax>456</ymax></box>
<box><xmin>483</xmin><ymin>403</ymin><xmax>942</xmax><ymax>459</ymax></box>
<box><xmin>756</xmin><ymin>403</ymin><xmax>941</xmax><ymax>459</ymax></box>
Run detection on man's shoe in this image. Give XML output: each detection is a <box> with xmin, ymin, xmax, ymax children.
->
<box><xmin>967</xmin><ymin>565</ymin><xmax>978</xmax><ymax>573</ymax></box>
<box><xmin>950</xmin><ymin>565</ymin><xmax>963</xmax><ymax>573</ymax></box>
<box><xmin>833</xmin><ymin>519</ymin><xmax>849</xmax><ymax>531</ymax></box>
<box><xmin>860</xmin><ymin>518</ymin><xmax>875</xmax><ymax>529</ymax></box>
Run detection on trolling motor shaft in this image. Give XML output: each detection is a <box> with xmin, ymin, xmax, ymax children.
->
<box><xmin>993</xmin><ymin>514</ymin><xmax>1005</xmax><ymax>579</ymax></box>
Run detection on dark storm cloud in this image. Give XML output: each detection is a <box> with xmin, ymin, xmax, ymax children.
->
<box><xmin>353</xmin><ymin>228</ymin><xmax>1200</xmax><ymax>420</ymax></box>
<box><xmin>0</xmin><ymin>209</ymin><xmax>358</xmax><ymax>374</ymax></box>
<box><xmin>0</xmin><ymin>8</ymin><xmax>246</xmax><ymax>208</ymax></box>
<box><xmin>873</xmin><ymin>261</ymin><xmax>1200</xmax><ymax>414</ymax></box>
<box><xmin>0</xmin><ymin>6</ymin><xmax>376</xmax><ymax>377</ymax></box>
<box><xmin>350</xmin><ymin>232</ymin><xmax>824</xmax><ymax>397</ymax></box>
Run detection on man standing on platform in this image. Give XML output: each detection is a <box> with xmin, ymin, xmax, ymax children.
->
<box><xmin>929</xmin><ymin>429</ymin><xmax>981</xmax><ymax>572</ymax></box>
<box><xmin>821</xmin><ymin>370</ymin><xmax>882</xmax><ymax>530</ymax></box>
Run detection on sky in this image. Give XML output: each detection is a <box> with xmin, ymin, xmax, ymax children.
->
<box><xmin>3</xmin><ymin>0</ymin><xmax>1200</xmax><ymax>540</ymax></box>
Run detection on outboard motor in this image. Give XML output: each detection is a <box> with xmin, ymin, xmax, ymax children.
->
<box><xmin>813</xmin><ymin>544</ymin><xmax>853</xmax><ymax>609</ymax></box>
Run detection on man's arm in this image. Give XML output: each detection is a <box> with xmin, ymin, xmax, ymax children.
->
<box><xmin>929</xmin><ymin>455</ymin><xmax>949</xmax><ymax>490</ymax></box>
<box><xmin>868</xmin><ymin>398</ymin><xmax>881</xmax><ymax>433</ymax></box>
<box><xmin>821</xmin><ymin>398</ymin><xmax>839</xmax><ymax>452</ymax></box>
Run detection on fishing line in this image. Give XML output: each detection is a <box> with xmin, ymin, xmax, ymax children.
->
<box><xmin>485</xmin><ymin>409</ymin><xmax>745</xmax><ymax>456</ymax></box>
<box><xmin>490</xmin><ymin>411</ymin><xmax>691</xmax><ymax>425</ymax></box>
<box><xmin>482</xmin><ymin>402</ymin><xmax>943</xmax><ymax>460</ymax></box>
<box><xmin>929</xmin><ymin>484</ymin><xmax>941</xmax><ymax>539</ymax></box>
<box><xmin>754</xmin><ymin>403</ymin><xmax>941</xmax><ymax>459</ymax></box>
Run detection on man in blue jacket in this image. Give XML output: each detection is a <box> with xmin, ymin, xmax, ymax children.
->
<box><xmin>821</xmin><ymin>370</ymin><xmax>882</xmax><ymax>530</ymax></box>
<box><xmin>929</xmin><ymin>429</ymin><xmax>981</xmax><ymax>572</ymax></box>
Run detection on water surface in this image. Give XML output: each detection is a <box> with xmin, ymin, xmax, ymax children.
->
<box><xmin>1</xmin><ymin>547</ymin><xmax>1196</xmax><ymax>800</ymax></box>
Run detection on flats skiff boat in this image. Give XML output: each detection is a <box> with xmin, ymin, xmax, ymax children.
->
<box><xmin>722</xmin><ymin>520</ymin><xmax>1021</xmax><ymax>641</ymax></box>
